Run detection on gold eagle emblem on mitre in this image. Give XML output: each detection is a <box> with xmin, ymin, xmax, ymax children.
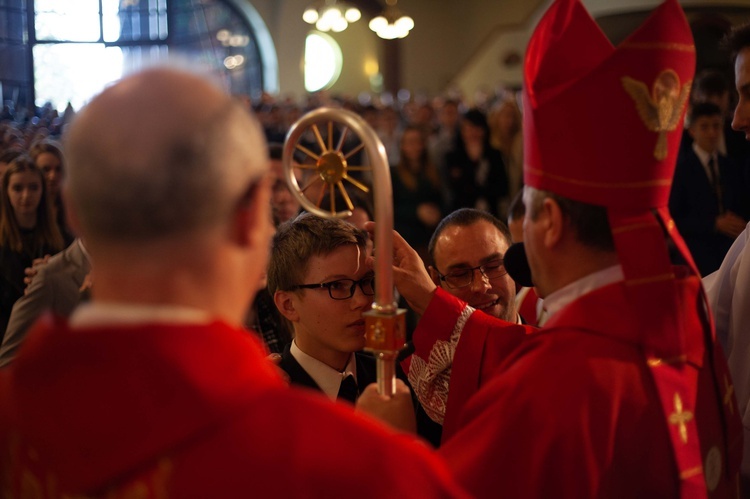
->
<box><xmin>622</xmin><ymin>70</ymin><xmax>692</xmax><ymax>161</ymax></box>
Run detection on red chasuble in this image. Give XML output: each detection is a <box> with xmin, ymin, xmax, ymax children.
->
<box><xmin>0</xmin><ymin>315</ymin><xmax>467</xmax><ymax>498</ymax></box>
<box><xmin>403</xmin><ymin>287</ymin><xmax>530</xmax><ymax>441</ymax></box>
<box><xmin>431</xmin><ymin>276</ymin><xmax>741</xmax><ymax>498</ymax></box>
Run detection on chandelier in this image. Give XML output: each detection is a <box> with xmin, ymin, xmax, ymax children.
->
<box><xmin>369</xmin><ymin>0</ymin><xmax>414</xmax><ymax>39</ymax></box>
<box><xmin>303</xmin><ymin>0</ymin><xmax>362</xmax><ymax>33</ymax></box>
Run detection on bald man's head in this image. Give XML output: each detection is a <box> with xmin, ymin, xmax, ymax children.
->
<box><xmin>64</xmin><ymin>67</ymin><xmax>268</xmax><ymax>243</ymax></box>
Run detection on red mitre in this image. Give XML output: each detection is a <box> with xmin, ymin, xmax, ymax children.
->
<box><xmin>522</xmin><ymin>0</ymin><xmax>701</xmax><ymax>355</ymax></box>
<box><xmin>523</xmin><ymin>0</ymin><xmax>694</xmax><ymax>210</ymax></box>
<box><xmin>523</xmin><ymin>1</ymin><xmax>742</xmax><ymax>496</ymax></box>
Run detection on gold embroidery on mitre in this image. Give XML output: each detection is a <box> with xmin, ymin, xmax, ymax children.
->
<box><xmin>621</xmin><ymin>41</ymin><xmax>695</xmax><ymax>52</ymax></box>
<box><xmin>724</xmin><ymin>375</ymin><xmax>735</xmax><ymax>416</ymax></box>
<box><xmin>622</xmin><ymin>70</ymin><xmax>692</xmax><ymax>161</ymax></box>
<box><xmin>669</xmin><ymin>392</ymin><xmax>694</xmax><ymax>444</ymax></box>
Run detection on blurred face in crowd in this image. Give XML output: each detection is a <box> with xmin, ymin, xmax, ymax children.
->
<box><xmin>690</xmin><ymin>114</ymin><xmax>723</xmax><ymax>155</ymax></box>
<box><xmin>35</xmin><ymin>152</ymin><xmax>63</xmax><ymax>197</ymax></box>
<box><xmin>271</xmin><ymin>179</ymin><xmax>301</xmax><ymax>225</ymax></box>
<box><xmin>732</xmin><ymin>47</ymin><xmax>750</xmax><ymax>139</ymax></box>
<box><xmin>460</xmin><ymin>120</ymin><xmax>485</xmax><ymax>146</ymax></box>
<box><xmin>439</xmin><ymin>102</ymin><xmax>459</xmax><ymax>130</ymax></box>
<box><xmin>430</xmin><ymin>220</ymin><xmax>517</xmax><ymax>322</ymax></box>
<box><xmin>400</xmin><ymin>128</ymin><xmax>425</xmax><ymax>165</ymax></box>
<box><xmin>7</xmin><ymin>170</ymin><xmax>43</xmax><ymax>226</ymax></box>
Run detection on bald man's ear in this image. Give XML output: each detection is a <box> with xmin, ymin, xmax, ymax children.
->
<box><xmin>232</xmin><ymin>176</ymin><xmax>272</xmax><ymax>248</ymax></box>
<box><xmin>542</xmin><ymin>197</ymin><xmax>565</xmax><ymax>249</ymax></box>
<box><xmin>273</xmin><ymin>290</ymin><xmax>300</xmax><ymax>323</ymax></box>
<box><xmin>428</xmin><ymin>266</ymin><xmax>441</xmax><ymax>288</ymax></box>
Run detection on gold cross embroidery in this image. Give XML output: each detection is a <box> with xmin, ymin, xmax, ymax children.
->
<box><xmin>724</xmin><ymin>375</ymin><xmax>735</xmax><ymax>416</ymax></box>
<box><xmin>669</xmin><ymin>393</ymin><xmax>694</xmax><ymax>444</ymax></box>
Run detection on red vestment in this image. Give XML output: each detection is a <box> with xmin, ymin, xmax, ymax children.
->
<box><xmin>412</xmin><ymin>278</ymin><xmax>740</xmax><ymax>497</ymax></box>
<box><xmin>0</xmin><ymin>315</ymin><xmax>467</xmax><ymax>498</ymax></box>
<box><xmin>403</xmin><ymin>287</ymin><xmax>530</xmax><ymax>440</ymax></box>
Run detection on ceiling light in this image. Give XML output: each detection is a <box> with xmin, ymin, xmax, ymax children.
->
<box><xmin>303</xmin><ymin>0</ymin><xmax>361</xmax><ymax>33</ymax></box>
<box><xmin>369</xmin><ymin>0</ymin><xmax>413</xmax><ymax>39</ymax></box>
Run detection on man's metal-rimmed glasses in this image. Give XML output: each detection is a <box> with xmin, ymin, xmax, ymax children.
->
<box><xmin>289</xmin><ymin>275</ymin><xmax>376</xmax><ymax>300</ymax></box>
<box><xmin>435</xmin><ymin>259</ymin><xmax>507</xmax><ymax>289</ymax></box>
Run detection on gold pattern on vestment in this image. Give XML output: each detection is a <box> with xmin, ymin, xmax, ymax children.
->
<box><xmin>621</xmin><ymin>42</ymin><xmax>695</xmax><ymax>52</ymax></box>
<box><xmin>679</xmin><ymin>465</ymin><xmax>703</xmax><ymax>479</ymax></box>
<box><xmin>624</xmin><ymin>273</ymin><xmax>675</xmax><ymax>286</ymax></box>
<box><xmin>669</xmin><ymin>392</ymin><xmax>694</xmax><ymax>444</ymax></box>
<box><xmin>622</xmin><ymin>70</ymin><xmax>692</xmax><ymax>160</ymax></box>
<box><xmin>647</xmin><ymin>355</ymin><xmax>687</xmax><ymax>367</ymax></box>
<box><xmin>524</xmin><ymin>165</ymin><xmax>671</xmax><ymax>189</ymax></box>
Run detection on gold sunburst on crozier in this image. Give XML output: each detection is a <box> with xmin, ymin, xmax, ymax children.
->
<box><xmin>292</xmin><ymin>121</ymin><xmax>372</xmax><ymax>215</ymax></box>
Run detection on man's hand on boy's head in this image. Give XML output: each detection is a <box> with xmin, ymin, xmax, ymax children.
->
<box><xmin>363</xmin><ymin>222</ymin><xmax>436</xmax><ymax>315</ymax></box>
<box><xmin>355</xmin><ymin>379</ymin><xmax>417</xmax><ymax>434</ymax></box>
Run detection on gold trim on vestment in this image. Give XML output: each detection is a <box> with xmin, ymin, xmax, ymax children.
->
<box><xmin>647</xmin><ymin>355</ymin><xmax>687</xmax><ymax>367</ymax></box>
<box><xmin>525</xmin><ymin>166</ymin><xmax>671</xmax><ymax>188</ymax></box>
<box><xmin>622</xmin><ymin>42</ymin><xmax>695</xmax><ymax>52</ymax></box>
<box><xmin>624</xmin><ymin>273</ymin><xmax>675</xmax><ymax>286</ymax></box>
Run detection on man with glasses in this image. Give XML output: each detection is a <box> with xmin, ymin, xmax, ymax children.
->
<box><xmin>268</xmin><ymin>213</ymin><xmax>380</xmax><ymax>404</ymax></box>
<box><xmin>400</xmin><ymin>208</ymin><xmax>528</xmax><ymax>442</ymax></box>
<box><xmin>368</xmin><ymin>0</ymin><xmax>741</xmax><ymax>495</ymax></box>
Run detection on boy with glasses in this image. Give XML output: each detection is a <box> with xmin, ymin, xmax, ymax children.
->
<box><xmin>268</xmin><ymin>212</ymin><xmax>377</xmax><ymax>404</ymax></box>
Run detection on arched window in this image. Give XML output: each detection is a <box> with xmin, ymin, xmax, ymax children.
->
<box><xmin>304</xmin><ymin>31</ymin><xmax>343</xmax><ymax>93</ymax></box>
<box><xmin>0</xmin><ymin>0</ymin><xmax>277</xmax><ymax>117</ymax></box>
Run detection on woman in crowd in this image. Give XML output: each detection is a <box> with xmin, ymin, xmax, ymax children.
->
<box><xmin>29</xmin><ymin>139</ymin><xmax>74</xmax><ymax>244</ymax></box>
<box><xmin>392</xmin><ymin>126</ymin><xmax>444</xmax><ymax>265</ymax></box>
<box><xmin>0</xmin><ymin>156</ymin><xmax>64</xmax><ymax>339</ymax></box>
<box><xmin>445</xmin><ymin>108</ymin><xmax>508</xmax><ymax>218</ymax></box>
<box><xmin>489</xmin><ymin>97</ymin><xmax>524</xmax><ymax>204</ymax></box>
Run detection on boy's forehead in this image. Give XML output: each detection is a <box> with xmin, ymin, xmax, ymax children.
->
<box><xmin>302</xmin><ymin>244</ymin><xmax>366</xmax><ymax>279</ymax></box>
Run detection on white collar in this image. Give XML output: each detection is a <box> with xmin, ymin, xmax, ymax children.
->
<box><xmin>692</xmin><ymin>142</ymin><xmax>717</xmax><ymax>170</ymax></box>
<box><xmin>290</xmin><ymin>340</ymin><xmax>357</xmax><ymax>401</ymax></box>
<box><xmin>70</xmin><ymin>302</ymin><xmax>212</xmax><ymax>328</ymax></box>
<box><xmin>543</xmin><ymin>265</ymin><xmax>623</xmax><ymax>321</ymax></box>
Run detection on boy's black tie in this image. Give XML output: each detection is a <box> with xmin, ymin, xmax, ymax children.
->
<box><xmin>337</xmin><ymin>374</ymin><xmax>359</xmax><ymax>403</ymax></box>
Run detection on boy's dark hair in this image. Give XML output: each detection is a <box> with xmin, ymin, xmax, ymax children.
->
<box><xmin>267</xmin><ymin>212</ymin><xmax>368</xmax><ymax>295</ymax></box>
<box><xmin>689</xmin><ymin>102</ymin><xmax>722</xmax><ymax>125</ymax></box>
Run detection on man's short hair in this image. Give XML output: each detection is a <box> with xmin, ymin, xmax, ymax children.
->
<box><xmin>64</xmin><ymin>69</ymin><xmax>267</xmax><ymax>243</ymax></box>
<box><xmin>267</xmin><ymin>212</ymin><xmax>368</xmax><ymax>294</ymax></box>
<box><xmin>689</xmin><ymin>102</ymin><xmax>722</xmax><ymax>125</ymax></box>
<box><xmin>525</xmin><ymin>187</ymin><xmax>614</xmax><ymax>252</ymax></box>
<box><xmin>725</xmin><ymin>23</ymin><xmax>750</xmax><ymax>62</ymax></box>
<box><xmin>428</xmin><ymin>208</ymin><xmax>512</xmax><ymax>262</ymax></box>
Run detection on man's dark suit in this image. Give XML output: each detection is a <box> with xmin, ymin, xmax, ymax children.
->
<box><xmin>278</xmin><ymin>343</ymin><xmax>376</xmax><ymax>401</ymax></box>
<box><xmin>278</xmin><ymin>342</ymin><xmax>444</xmax><ymax>447</ymax></box>
<box><xmin>669</xmin><ymin>149</ymin><xmax>748</xmax><ymax>275</ymax></box>
<box><xmin>0</xmin><ymin>239</ymin><xmax>90</xmax><ymax>368</ymax></box>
